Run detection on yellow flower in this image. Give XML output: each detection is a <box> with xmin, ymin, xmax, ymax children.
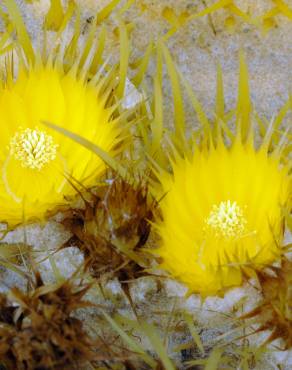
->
<box><xmin>0</xmin><ymin>1</ymin><xmax>130</xmax><ymax>224</ymax></box>
<box><xmin>0</xmin><ymin>64</ymin><xmax>123</xmax><ymax>224</ymax></box>
<box><xmin>156</xmin><ymin>138</ymin><xmax>290</xmax><ymax>295</ymax></box>
<box><xmin>153</xmin><ymin>53</ymin><xmax>291</xmax><ymax>296</ymax></box>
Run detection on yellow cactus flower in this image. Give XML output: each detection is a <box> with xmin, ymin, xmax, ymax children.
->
<box><xmin>156</xmin><ymin>138</ymin><xmax>290</xmax><ymax>295</ymax></box>
<box><xmin>0</xmin><ymin>64</ymin><xmax>124</xmax><ymax>224</ymax></box>
<box><xmin>153</xmin><ymin>53</ymin><xmax>291</xmax><ymax>296</ymax></box>
<box><xmin>0</xmin><ymin>0</ymin><xmax>131</xmax><ymax>224</ymax></box>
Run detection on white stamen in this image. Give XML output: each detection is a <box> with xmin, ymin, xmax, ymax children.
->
<box><xmin>205</xmin><ymin>200</ymin><xmax>247</xmax><ymax>239</ymax></box>
<box><xmin>10</xmin><ymin>127</ymin><xmax>58</xmax><ymax>171</ymax></box>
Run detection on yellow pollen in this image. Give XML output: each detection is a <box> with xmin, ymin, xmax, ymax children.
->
<box><xmin>10</xmin><ymin>127</ymin><xmax>58</xmax><ymax>171</ymax></box>
<box><xmin>205</xmin><ymin>200</ymin><xmax>247</xmax><ymax>239</ymax></box>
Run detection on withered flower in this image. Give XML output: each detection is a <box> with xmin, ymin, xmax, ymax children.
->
<box><xmin>62</xmin><ymin>176</ymin><xmax>155</xmax><ymax>283</ymax></box>
<box><xmin>0</xmin><ymin>272</ymin><xmax>97</xmax><ymax>369</ymax></box>
<box><xmin>242</xmin><ymin>258</ymin><xmax>292</xmax><ymax>350</ymax></box>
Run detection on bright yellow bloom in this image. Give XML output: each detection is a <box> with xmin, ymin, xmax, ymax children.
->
<box><xmin>152</xmin><ymin>53</ymin><xmax>291</xmax><ymax>296</ymax></box>
<box><xmin>0</xmin><ymin>64</ymin><xmax>123</xmax><ymax>224</ymax></box>
<box><xmin>0</xmin><ymin>0</ymin><xmax>134</xmax><ymax>225</ymax></box>
<box><xmin>155</xmin><ymin>137</ymin><xmax>290</xmax><ymax>295</ymax></box>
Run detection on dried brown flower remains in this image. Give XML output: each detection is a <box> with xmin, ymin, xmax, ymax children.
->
<box><xmin>0</xmin><ymin>272</ymin><xmax>96</xmax><ymax>370</ymax></box>
<box><xmin>242</xmin><ymin>258</ymin><xmax>292</xmax><ymax>350</ymax></box>
<box><xmin>62</xmin><ymin>176</ymin><xmax>155</xmax><ymax>282</ymax></box>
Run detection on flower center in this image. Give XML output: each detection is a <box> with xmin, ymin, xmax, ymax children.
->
<box><xmin>10</xmin><ymin>127</ymin><xmax>58</xmax><ymax>170</ymax></box>
<box><xmin>205</xmin><ymin>200</ymin><xmax>247</xmax><ymax>239</ymax></box>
